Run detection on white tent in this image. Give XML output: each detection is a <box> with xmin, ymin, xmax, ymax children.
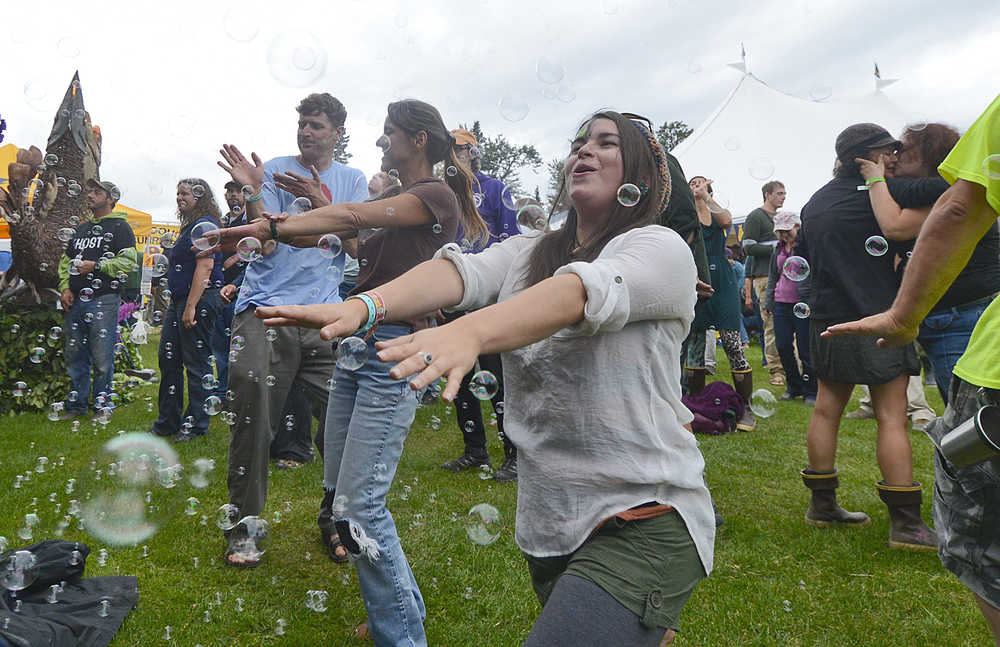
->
<box><xmin>671</xmin><ymin>69</ymin><xmax>913</xmax><ymax>224</ymax></box>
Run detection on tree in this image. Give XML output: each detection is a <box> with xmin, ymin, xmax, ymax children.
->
<box><xmin>656</xmin><ymin>120</ymin><xmax>693</xmax><ymax>152</ymax></box>
<box><xmin>333</xmin><ymin>129</ymin><xmax>351</xmax><ymax>164</ymax></box>
<box><xmin>545</xmin><ymin>158</ymin><xmax>572</xmax><ymax>214</ymax></box>
<box><xmin>459</xmin><ymin>121</ymin><xmax>541</xmax><ymax>196</ymax></box>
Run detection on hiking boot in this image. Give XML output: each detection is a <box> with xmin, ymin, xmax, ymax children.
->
<box><xmin>442</xmin><ymin>451</ymin><xmax>491</xmax><ymax>473</ymax></box>
<box><xmin>845</xmin><ymin>408</ymin><xmax>874</xmax><ymax>420</ymax></box>
<box><xmin>493</xmin><ymin>455</ymin><xmax>517</xmax><ymax>482</ymax></box>
<box><xmin>876</xmin><ymin>481</ymin><xmax>938</xmax><ymax>551</ymax></box>
<box><xmin>801</xmin><ymin>469</ymin><xmax>871</xmax><ymax>527</ymax></box>
<box><xmin>732</xmin><ymin>369</ymin><xmax>756</xmax><ymax>431</ymax></box>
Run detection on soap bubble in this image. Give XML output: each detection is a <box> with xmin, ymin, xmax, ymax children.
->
<box><xmin>216</xmin><ymin>504</ymin><xmax>241</xmax><ymax>531</ymax></box>
<box><xmin>536</xmin><ymin>57</ymin><xmax>565</xmax><ymax>84</ymax></box>
<box><xmin>79</xmin><ymin>434</ymin><xmax>183</xmax><ymax>546</ymax></box>
<box><xmin>230</xmin><ymin>516</ymin><xmax>269</xmax><ymax>560</ymax></box>
<box><xmin>616</xmin><ymin>183</ymin><xmax>642</xmax><ymax>207</ymax></box>
<box><xmin>782</xmin><ymin>256</ymin><xmax>810</xmax><ymax>282</ymax></box>
<box><xmin>48</xmin><ymin>326</ymin><xmax>63</xmax><ymax>341</ymax></box>
<box><xmin>57</xmin><ymin>227</ymin><xmax>75</xmax><ymax>243</ymax></box>
<box><xmin>29</xmin><ymin>347</ymin><xmax>46</xmax><ymax>364</ymax></box>
<box><xmin>469</xmin><ymin>371</ymin><xmax>499</xmax><ymax>400</ymax></box>
<box><xmin>497</xmin><ymin>92</ymin><xmax>530</xmax><ymax>122</ymax></box>
<box><xmin>983</xmin><ymin>154</ymin><xmax>1000</xmax><ymax>180</ymax></box>
<box><xmin>723</xmin><ymin>137</ymin><xmax>742</xmax><ymax>152</ymax></box>
<box><xmin>265</xmin><ymin>328</ymin><xmax>278</xmax><ymax>342</ymax></box>
<box><xmin>201</xmin><ymin>374</ymin><xmax>219</xmax><ymax>391</ymax></box>
<box><xmin>289</xmin><ymin>196</ymin><xmax>312</xmax><ymax>217</ymax></box>
<box><xmin>0</xmin><ymin>550</ymin><xmax>38</xmax><ymax>592</ymax></box>
<box><xmin>191</xmin><ymin>222</ymin><xmax>220</xmax><ymax>251</ymax></box>
<box><xmin>188</xmin><ymin>458</ymin><xmax>215</xmax><ymax>489</ymax></box>
<box><xmin>548</xmin><ymin>210</ymin><xmax>568</xmax><ymax>231</ymax></box>
<box><xmin>232</xmin><ymin>335</ymin><xmax>246</xmax><ymax>351</ymax></box>
<box><xmin>864</xmin><ymin>235</ymin><xmax>889</xmax><ymax>257</ymax></box>
<box><xmin>748</xmin><ymin>157</ymin><xmax>775</xmax><ymax>181</ymax></box>
<box><xmin>793</xmin><ymin>302</ymin><xmax>811</xmax><ymax>319</ymax></box>
<box><xmin>465</xmin><ymin>503</ymin><xmax>503</xmax><ymax>545</ymax></box>
<box><xmin>446</xmin><ymin>165</ymin><xmax>458</xmax><ymax>177</ymax></box>
<box><xmin>184</xmin><ymin>497</ymin><xmax>200</xmax><ymax>516</ymax></box>
<box><xmin>79</xmin><ymin>287</ymin><xmax>94</xmax><ymax>302</ymax></box>
<box><xmin>556</xmin><ymin>84</ymin><xmax>576</xmax><ymax>103</ymax></box>
<box><xmin>203</xmin><ymin>395</ymin><xmax>223</xmax><ymax>416</ymax></box>
<box><xmin>749</xmin><ymin>389</ymin><xmax>777</xmax><ymax>418</ymax></box>
<box><xmin>159</xmin><ymin>231</ymin><xmax>177</xmax><ymax>249</ymax></box>
<box><xmin>336</xmin><ymin>336</ymin><xmax>368</xmax><ymax>371</ymax></box>
<box><xmin>12</xmin><ymin>381</ymin><xmax>28</xmax><ymax>397</ymax></box>
<box><xmin>191</xmin><ymin>185</ymin><xmax>205</xmax><ymax>198</ymax></box>
<box><xmin>223</xmin><ymin>8</ymin><xmax>259</xmax><ymax>42</ymax></box>
<box><xmin>516</xmin><ymin>204</ymin><xmax>547</xmax><ymax>234</ymax></box>
<box><xmin>44</xmin><ymin>153</ymin><xmax>59</xmax><ymax>166</ymax></box>
<box><xmin>317</xmin><ymin>233</ymin><xmax>342</xmax><ymax>258</ymax></box>
<box><xmin>268</xmin><ymin>31</ymin><xmax>327</xmax><ymax>87</ymax></box>
<box><xmin>809</xmin><ymin>84</ymin><xmax>833</xmax><ymax>101</ymax></box>
<box><xmin>236</xmin><ymin>237</ymin><xmax>262</xmax><ymax>262</ymax></box>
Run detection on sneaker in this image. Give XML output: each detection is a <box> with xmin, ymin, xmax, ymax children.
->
<box><xmin>124</xmin><ymin>368</ymin><xmax>156</xmax><ymax>381</ymax></box>
<box><xmin>803</xmin><ymin>395</ymin><xmax>817</xmax><ymax>406</ymax></box>
<box><xmin>493</xmin><ymin>456</ymin><xmax>517</xmax><ymax>482</ymax></box>
<box><xmin>769</xmin><ymin>374</ymin><xmax>786</xmax><ymax>387</ymax></box>
<box><xmin>441</xmin><ymin>452</ymin><xmax>491</xmax><ymax>472</ymax></box>
<box><xmin>845</xmin><ymin>408</ymin><xmax>874</xmax><ymax>420</ymax></box>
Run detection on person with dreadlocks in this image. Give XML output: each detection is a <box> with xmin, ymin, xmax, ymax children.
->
<box><xmin>250</xmin><ymin>110</ymin><xmax>713</xmax><ymax>647</ymax></box>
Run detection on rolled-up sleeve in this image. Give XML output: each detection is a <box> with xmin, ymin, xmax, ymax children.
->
<box><xmin>435</xmin><ymin>232</ymin><xmax>540</xmax><ymax>311</ymax></box>
<box><xmin>553</xmin><ymin>226</ymin><xmax>696</xmax><ymax>336</ymax></box>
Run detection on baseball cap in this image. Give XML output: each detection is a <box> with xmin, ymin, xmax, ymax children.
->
<box><xmin>835</xmin><ymin>123</ymin><xmax>901</xmax><ymax>161</ymax></box>
<box><xmin>773</xmin><ymin>211</ymin><xmax>801</xmax><ymax>232</ymax></box>
<box><xmin>86</xmin><ymin>178</ymin><xmax>121</xmax><ymax>202</ymax></box>
<box><xmin>451</xmin><ymin>129</ymin><xmax>477</xmax><ymax>148</ymax></box>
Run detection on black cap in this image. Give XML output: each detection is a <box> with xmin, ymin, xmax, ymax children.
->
<box><xmin>835</xmin><ymin>123</ymin><xmax>901</xmax><ymax>161</ymax></box>
<box><xmin>224</xmin><ymin>180</ymin><xmax>242</xmax><ymax>191</ymax></box>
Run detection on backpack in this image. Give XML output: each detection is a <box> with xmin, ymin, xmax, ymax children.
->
<box><xmin>682</xmin><ymin>381</ymin><xmax>745</xmax><ymax>435</ymax></box>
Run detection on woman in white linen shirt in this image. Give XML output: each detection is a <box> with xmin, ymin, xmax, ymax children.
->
<box><xmin>255</xmin><ymin>111</ymin><xmax>714</xmax><ymax>647</ymax></box>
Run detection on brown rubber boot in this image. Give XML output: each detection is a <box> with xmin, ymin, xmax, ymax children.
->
<box><xmin>876</xmin><ymin>481</ymin><xmax>939</xmax><ymax>551</ymax></box>
<box><xmin>732</xmin><ymin>369</ymin><xmax>756</xmax><ymax>431</ymax></box>
<box><xmin>801</xmin><ymin>469</ymin><xmax>871</xmax><ymax>527</ymax></box>
<box><xmin>684</xmin><ymin>366</ymin><xmax>707</xmax><ymax>397</ymax></box>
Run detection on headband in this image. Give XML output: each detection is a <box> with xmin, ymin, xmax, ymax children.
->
<box><xmin>630</xmin><ymin>121</ymin><xmax>671</xmax><ymax>213</ymax></box>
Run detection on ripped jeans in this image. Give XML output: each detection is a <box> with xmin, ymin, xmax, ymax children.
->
<box><xmin>323</xmin><ymin>323</ymin><xmax>426</xmax><ymax>646</ymax></box>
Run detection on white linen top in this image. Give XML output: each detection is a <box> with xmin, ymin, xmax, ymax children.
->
<box><xmin>436</xmin><ymin>224</ymin><xmax>715</xmax><ymax>575</ymax></box>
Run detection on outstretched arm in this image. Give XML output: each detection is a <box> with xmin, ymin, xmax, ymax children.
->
<box><xmin>823</xmin><ymin>179</ymin><xmax>996</xmax><ymax>346</ymax></box>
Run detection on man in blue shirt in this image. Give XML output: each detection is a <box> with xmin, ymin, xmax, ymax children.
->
<box><xmin>217</xmin><ymin>93</ymin><xmax>367</xmax><ymax>566</ymax></box>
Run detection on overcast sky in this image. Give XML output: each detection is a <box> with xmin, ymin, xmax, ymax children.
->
<box><xmin>1</xmin><ymin>0</ymin><xmax>997</xmax><ymax>224</ymax></box>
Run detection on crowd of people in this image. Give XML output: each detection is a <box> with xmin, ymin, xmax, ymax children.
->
<box><xmin>50</xmin><ymin>89</ymin><xmax>1000</xmax><ymax>646</ymax></box>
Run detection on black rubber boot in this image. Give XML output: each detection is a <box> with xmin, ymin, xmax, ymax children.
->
<box><xmin>732</xmin><ymin>369</ymin><xmax>756</xmax><ymax>431</ymax></box>
<box><xmin>684</xmin><ymin>366</ymin><xmax>707</xmax><ymax>397</ymax></box>
<box><xmin>801</xmin><ymin>469</ymin><xmax>871</xmax><ymax>527</ymax></box>
<box><xmin>876</xmin><ymin>481</ymin><xmax>938</xmax><ymax>551</ymax></box>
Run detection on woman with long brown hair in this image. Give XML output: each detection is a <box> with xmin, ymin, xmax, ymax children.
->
<box><xmin>149</xmin><ymin>178</ymin><xmax>224</xmax><ymax>441</ymax></box>
<box><xmin>217</xmin><ymin>99</ymin><xmax>488</xmax><ymax>644</ymax></box>
<box><xmin>248</xmin><ymin>111</ymin><xmax>713</xmax><ymax>646</ymax></box>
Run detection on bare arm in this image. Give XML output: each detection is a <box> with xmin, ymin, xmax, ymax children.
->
<box><xmin>867</xmin><ymin>181</ymin><xmax>931</xmax><ymax>240</ymax></box>
<box><xmin>275</xmin><ymin>192</ymin><xmax>433</xmax><ymax>240</ymax></box>
<box><xmin>182</xmin><ymin>256</ymin><xmax>215</xmax><ymax>328</ymax></box>
<box><xmin>709</xmin><ymin>203</ymin><xmax>732</xmax><ymax>229</ymax></box>
<box><xmin>823</xmin><ymin>179</ymin><xmax>996</xmax><ymax>345</ymax></box>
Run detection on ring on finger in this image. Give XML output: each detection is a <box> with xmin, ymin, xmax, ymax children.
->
<box><xmin>420</xmin><ymin>352</ymin><xmax>433</xmax><ymax>365</ymax></box>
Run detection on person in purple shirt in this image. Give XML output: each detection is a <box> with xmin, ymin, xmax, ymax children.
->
<box><xmin>440</xmin><ymin>128</ymin><xmax>519</xmax><ymax>481</ymax></box>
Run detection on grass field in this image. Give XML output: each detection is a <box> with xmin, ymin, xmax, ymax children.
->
<box><xmin>1</xmin><ymin>335</ymin><xmax>992</xmax><ymax>646</ymax></box>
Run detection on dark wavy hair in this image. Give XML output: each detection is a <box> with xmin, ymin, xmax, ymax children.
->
<box><xmin>176</xmin><ymin>178</ymin><xmax>222</xmax><ymax>228</ymax></box>
<box><xmin>386</xmin><ymin>100</ymin><xmax>488</xmax><ymax>247</ymax></box>
<box><xmin>297</xmin><ymin>93</ymin><xmax>347</xmax><ymax>129</ymax></box>
<box><xmin>522</xmin><ymin>111</ymin><xmax>663</xmax><ymax>288</ymax></box>
<box><xmin>901</xmin><ymin>123</ymin><xmax>961</xmax><ymax>177</ymax></box>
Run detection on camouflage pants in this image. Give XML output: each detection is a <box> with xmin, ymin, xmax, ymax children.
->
<box><xmin>925</xmin><ymin>377</ymin><xmax>1000</xmax><ymax>608</ymax></box>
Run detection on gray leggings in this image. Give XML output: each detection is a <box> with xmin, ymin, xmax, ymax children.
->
<box><xmin>523</xmin><ymin>575</ymin><xmax>666</xmax><ymax>647</ymax></box>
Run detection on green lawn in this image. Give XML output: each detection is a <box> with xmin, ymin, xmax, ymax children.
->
<box><xmin>0</xmin><ymin>336</ymin><xmax>991</xmax><ymax>646</ymax></box>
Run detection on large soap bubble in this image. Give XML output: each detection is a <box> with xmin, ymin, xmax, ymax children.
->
<box><xmin>79</xmin><ymin>434</ymin><xmax>183</xmax><ymax>546</ymax></box>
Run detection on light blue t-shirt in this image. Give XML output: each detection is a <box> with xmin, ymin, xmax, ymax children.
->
<box><xmin>235</xmin><ymin>156</ymin><xmax>368</xmax><ymax>315</ymax></box>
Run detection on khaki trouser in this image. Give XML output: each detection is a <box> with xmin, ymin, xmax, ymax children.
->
<box><xmin>227</xmin><ymin>308</ymin><xmax>334</xmax><ymax>517</ymax></box>
<box><xmin>856</xmin><ymin>375</ymin><xmax>937</xmax><ymax>423</ymax></box>
<box><xmin>751</xmin><ymin>276</ymin><xmax>782</xmax><ymax>376</ymax></box>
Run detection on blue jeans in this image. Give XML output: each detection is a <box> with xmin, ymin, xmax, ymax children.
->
<box><xmin>772</xmin><ymin>301</ymin><xmax>815</xmax><ymax>397</ymax></box>
<box><xmin>152</xmin><ymin>290</ymin><xmax>223</xmax><ymax>436</ymax></box>
<box><xmin>323</xmin><ymin>323</ymin><xmax>426</xmax><ymax>646</ymax></box>
<box><xmin>211</xmin><ymin>301</ymin><xmax>235</xmax><ymax>397</ymax></box>
<box><xmin>64</xmin><ymin>293</ymin><xmax>121</xmax><ymax>413</ymax></box>
<box><xmin>919</xmin><ymin>295</ymin><xmax>995</xmax><ymax>401</ymax></box>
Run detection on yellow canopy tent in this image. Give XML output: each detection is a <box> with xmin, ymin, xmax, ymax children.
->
<box><xmin>0</xmin><ymin>142</ymin><xmax>170</xmax><ymax>250</ymax></box>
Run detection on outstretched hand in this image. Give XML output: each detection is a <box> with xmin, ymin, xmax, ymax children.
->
<box><xmin>255</xmin><ymin>300</ymin><xmax>368</xmax><ymax>340</ymax></box>
<box><xmin>274</xmin><ymin>166</ymin><xmax>330</xmax><ymax>207</ymax></box>
<box><xmin>819</xmin><ymin>310</ymin><xmax>917</xmax><ymax>348</ymax></box>
<box><xmin>375</xmin><ymin>321</ymin><xmax>482</xmax><ymax>402</ymax></box>
<box><xmin>218</xmin><ymin>144</ymin><xmax>265</xmax><ymax>190</ymax></box>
